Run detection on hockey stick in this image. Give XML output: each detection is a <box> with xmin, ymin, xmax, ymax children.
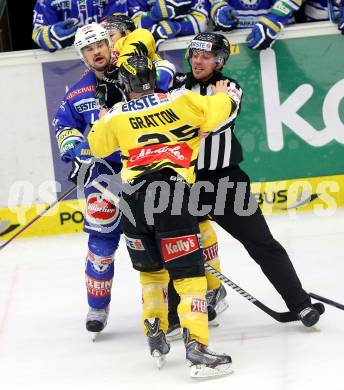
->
<box><xmin>0</xmin><ymin>184</ymin><xmax>77</xmax><ymax>251</ymax></box>
<box><xmin>92</xmin><ymin>181</ymin><xmax>325</xmax><ymax>323</ymax></box>
<box><xmin>309</xmin><ymin>292</ymin><xmax>344</xmax><ymax>311</ymax></box>
<box><xmin>203</xmin><ymin>263</ymin><xmax>298</xmax><ymax>322</ymax></box>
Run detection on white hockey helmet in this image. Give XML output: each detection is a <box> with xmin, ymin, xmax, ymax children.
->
<box><xmin>74</xmin><ymin>23</ymin><xmax>112</xmax><ymax>61</ymax></box>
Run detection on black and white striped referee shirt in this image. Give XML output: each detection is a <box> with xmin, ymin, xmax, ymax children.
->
<box><xmin>173</xmin><ymin>72</ymin><xmax>243</xmax><ymax>174</ymax></box>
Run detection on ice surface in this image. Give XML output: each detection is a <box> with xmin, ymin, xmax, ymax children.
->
<box><xmin>0</xmin><ymin>209</ymin><xmax>343</xmax><ymax>390</ymax></box>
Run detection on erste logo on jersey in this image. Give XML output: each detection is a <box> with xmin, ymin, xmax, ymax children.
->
<box><xmin>122</xmin><ymin>93</ymin><xmax>169</xmax><ymax>112</ymax></box>
<box><xmin>127</xmin><ymin>143</ymin><xmax>192</xmax><ymax>169</ymax></box>
<box><xmin>86</xmin><ymin>193</ymin><xmax>119</xmax><ymax>225</ymax></box>
<box><xmin>161</xmin><ymin>234</ymin><xmax>200</xmax><ymax>262</ymax></box>
<box><xmin>73</xmin><ymin>98</ymin><xmax>97</xmax><ymax>113</ymax></box>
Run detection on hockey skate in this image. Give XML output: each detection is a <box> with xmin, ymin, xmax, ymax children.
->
<box><xmin>183</xmin><ymin>329</ymin><xmax>233</xmax><ymax>378</ymax></box>
<box><xmin>86</xmin><ymin>306</ymin><xmax>109</xmax><ymax>341</ymax></box>
<box><xmin>144</xmin><ymin>318</ymin><xmax>170</xmax><ymax>369</ymax></box>
<box><xmin>166</xmin><ymin>323</ymin><xmax>183</xmax><ymax>342</ymax></box>
<box><xmin>206</xmin><ymin>284</ymin><xmax>229</xmax><ymax>327</ymax></box>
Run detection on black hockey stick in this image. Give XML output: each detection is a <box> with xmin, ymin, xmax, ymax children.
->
<box><xmin>203</xmin><ymin>263</ymin><xmax>299</xmax><ymax>323</ymax></box>
<box><xmin>0</xmin><ymin>184</ymin><xmax>77</xmax><ymax>251</ymax></box>
<box><xmin>309</xmin><ymin>292</ymin><xmax>344</xmax><ymax>311</ymax></box>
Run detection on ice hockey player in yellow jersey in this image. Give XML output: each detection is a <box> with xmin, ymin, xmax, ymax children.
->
<box><xmin>101</xmin><ymin>14</ymin><xmax>175</xmax><ymax>92</ymax></box>
<box><xmin>88</xmin><ymin>56</ymin><xmax>237</xmax><ymax>378</ymax></box>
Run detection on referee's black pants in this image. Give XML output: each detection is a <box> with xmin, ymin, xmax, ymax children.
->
<box><xmin>199</xmin><ymin>165</ymin><xmax>311</xmax><ymax>312</ymax></box>
<box><xmin>168</xmin><ymin>165</ymin><xmax>311</xmax><ymax>326</ymax></box>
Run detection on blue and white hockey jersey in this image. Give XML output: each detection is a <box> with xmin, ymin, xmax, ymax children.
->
<box><xmin>33</xmin><ymin>0</ymin><xmax>128</xmax><ymax>51</ymax></box>
<box><xmin>54</xmin><ymin>69</ymin><xmax>121</xmax><ymax>163</ymax></box>
<box><xmin>210</xmin><ymin>0</ymin><xmax>302</xmax><ymax>29</ymax></box>
<box><xmin>128</xmin><ymin>0</ymin><xmax>211</xmax><ymax>36</ymax></box>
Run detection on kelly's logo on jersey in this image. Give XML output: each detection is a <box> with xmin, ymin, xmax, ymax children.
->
<box><xmin>127</xmin><ymin>143</ymin><xmax>192</xmax><ymax>169</ymax></box>
<box><xmin>161</xmin><ymin>234</ymin><xmax>200</xmax><ymax>262</ymax></box>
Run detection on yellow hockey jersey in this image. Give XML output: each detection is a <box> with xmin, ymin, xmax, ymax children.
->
<box><xmin>114</xmin><ymin>28</ymin><xmax>161</xmax><ymax>68</ymax></box>
<box><xmin>88</xmin><ymin>88</ymin><xmax>234</xmax><ymax>184</ymax></box>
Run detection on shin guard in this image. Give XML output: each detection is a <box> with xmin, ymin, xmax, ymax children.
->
<box><xmin>140</xmin><ymin>269</ymin><xmax>170</xmax><ymax>334</ymax></box>
<box><xmin>199</xmin><ymin>220</ymin><xmax>221</xmax><ymax>290</ymax></box>
<box><xmin>173</xmin><ymin>276</ymin><xmax>208</xmax><ymax>345</ymax></box>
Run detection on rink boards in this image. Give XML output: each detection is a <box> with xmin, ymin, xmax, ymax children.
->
<box><xmin>0</xmin><ymin>174</ymin><xmax>343</xmax><ymax>240</ymax></box>
<box><xmin>1</xmin><ymin>22</ymin><xmax>344</xmax><ymax>240</ymax></box>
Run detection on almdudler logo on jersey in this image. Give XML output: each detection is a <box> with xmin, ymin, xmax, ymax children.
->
<box><xmin>191</xmin><ymin>298</ymin><xmax>207</xmax><ymax>314</ymax></box>
<box><xmin>125</xmin><ymin>235</ymin><xmax>145</xmax><ymax>251</ymax></box>
<box><xmin>127</xmin><ymin>142</ymin><xmax>192</xmax><ymax>168</ymax></box>
<box><xmin>86</xmin><ymin>193</ymin><xmax>119</xmax><ymax>225</ymax></box>
<box><xmin>161</xmin><ymin>234</ymin><xmax>200</xmax><ymax>262</ymax></box>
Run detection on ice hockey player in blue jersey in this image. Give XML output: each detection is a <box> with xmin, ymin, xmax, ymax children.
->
<box><xmin>329</xmin><ymin>0</ymin><xmax>344</xmax><ymax>33</ymax></box>
<box><xmin>210</xmin><ymin>0</ymin><xmax>303</xmax><ymax>50</ymax></box>
<box><xmin>127</xmin><ymin>0</ymin><xmax>210</xmax><ymax>46</ymax></box>
<box><xmin>311</xmin><ymin>0</ymin><xmax>344</xmax><ymax>32</ymax></box>
<box><xmin>53</xmin><ymin>23</ymin><xmax>124</xmax><ymax>340</ymax></box>
<box><xmin>32</xmin><ymin>0</ymin><xmax>128</xmax><ymax>52</ymax></box>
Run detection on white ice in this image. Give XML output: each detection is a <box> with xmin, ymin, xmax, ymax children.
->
<box><xmin>0</xmin><ymin>209</ymin><xmax>343</xmax><ymax>390</ymax></box>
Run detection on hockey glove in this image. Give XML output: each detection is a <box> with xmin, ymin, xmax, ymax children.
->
<box><xmin>50</xmin><ymin>18</ymin><xmax>79</xmax><ymax>48</ymax></box>
<box><xmin>150</xmin><ymin>0</ymin><xmax>176</xmax><ymax>20</ymax></box>
<box><xmin>57</xmin><ymin>128</ymin><xmax>85</xmax><ymax>163</ymax></box>
<box><xmin>165</xmin><ymin>0</ymin><xmax>193</xmax><ymax>17</ymax></box>
<box><xmin>247</xmin><ymin>15</ymin><xmax>284</xmax><ymax>50</ymax></box>
<box><xmin>213</xmin><ymin>5</ymin><xmax>239</xmax><ymax>32</ymax></box>
<box><xmin>68</xmin><ymin>142</ymin><xmax>94</xmax><ymax>186</ymax></box>
<box><xmin>155</xmin><ymin>59</ymin><xmax>176</xmax><ymax>92</ymax></box>
<box><xmin>151</xmin><ymin>20</ymin><xmax>181</xmax><ymax>47</ymax></box>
